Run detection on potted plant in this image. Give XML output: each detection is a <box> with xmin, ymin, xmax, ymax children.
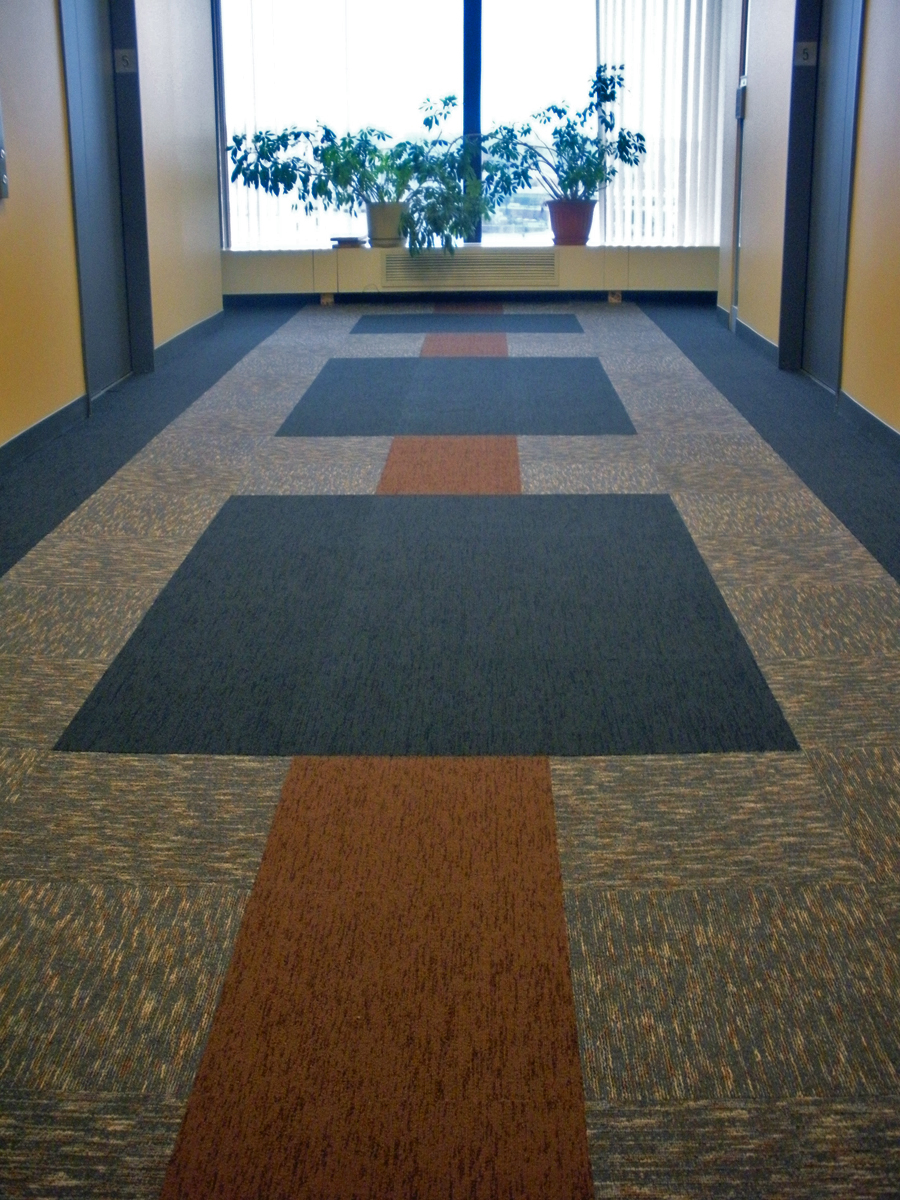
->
<box><xmin>228</xmin><ymin>99</ymin><xmax>521</xmax><ymax>254</ymax></box>
<box><xmin>228</xmin><ymin>124</ymin><xmax>408</xmax><ymax>246</ymax></box>
<box><xmin>507</xmin><ymin>65</ymin><xmax>647</xmax><ymax>245</ymax></box>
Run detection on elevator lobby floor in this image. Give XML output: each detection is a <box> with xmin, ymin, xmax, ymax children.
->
<box><xmin>1</xmin><ymin>299</ymin><xmax>899</xmax><ymax>1197</ymax></box>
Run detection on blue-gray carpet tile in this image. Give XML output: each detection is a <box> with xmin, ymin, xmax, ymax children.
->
<box><xmin>0</xmin><ymin>304</ymin><xmax>303</xmax><ymax>579</ymax></box>
<box><xmin>351</xmin><ymin>312</ymin><xmax>584</xmax><ymax>333</ymax></box>
<box><xmin>57</xmin><ymin>494</ymin><xmax>796</xmax><ymax>757</ymax></box>
<box><xmin>276</xmin><ymin>357</ymin><xmax>635</xmax><ymax>436</ymax></box>
<box><xmin>640</xmin><ymin>301</ymin><xmax>900</xmax><ymax>583</ymax></box>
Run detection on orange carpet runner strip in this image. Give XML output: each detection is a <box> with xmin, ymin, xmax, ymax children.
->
<box><xmin>161</xmin><ymin>756</ymin><xmax>592</xmax><ymax>1199</ymax></box>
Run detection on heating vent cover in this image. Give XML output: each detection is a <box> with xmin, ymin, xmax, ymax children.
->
<box><xmin>384</xmin><ymin>248</ymin><xmax>558</xmax><ymax>290</ymax></box>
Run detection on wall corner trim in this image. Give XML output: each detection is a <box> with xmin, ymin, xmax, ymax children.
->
<box><xmin>0</xmin><ymin>393</ymin><xmax>89</xmax><ymax>476</ymax></box>
<box><xmin>735</xmin><ymin>317</ymin><xmax>779</xmax><ymax>363</ymax></box>
<box><xmin>838</xmin><ymin>389</ymin><xmax>900</xmax><ymax>460</ymax></box>
<box><xmin>716</xmin><ymin>304</ymin><xmax>731</xmax><ymax>327</ymax></box>
<box><xmin>153</xmin><ymin>309</ymin><xmax>225</xmax><ymax>369</ymax></box>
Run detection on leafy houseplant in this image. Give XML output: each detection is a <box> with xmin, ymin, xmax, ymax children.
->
<box><xmin>229</xmin><ymin>99</ymin><xmax>519</xmax><ymax>254</ymax></box>
<box><xmin>512</xmin><ymin>65</ymin><xmax>647</xmax><ymax>245</ymax></box>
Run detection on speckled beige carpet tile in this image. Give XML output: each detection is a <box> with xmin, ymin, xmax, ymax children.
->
<box><xmin>1</xmin><ymin>300</ymin><xmax>899</xmax><ymax>1197</ymax></box>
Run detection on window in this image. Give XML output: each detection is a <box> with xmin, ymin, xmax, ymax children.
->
<box><xmin>481</xmin><ymin>0</ymin><xmax>598</xmax><ymax>246</ymax></box>
<box><xmin>219</xmin><ymin>0</ymin><xmax>724</xmax><ymax>250</ymax></box>
<box><xmin>220</xmin><ymin>0</ymin><xmax>463</xmax><ymax>249</ymax></box>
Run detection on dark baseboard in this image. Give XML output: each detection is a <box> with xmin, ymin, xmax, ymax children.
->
<box><xmin>2</xmin><ymin>310</ymin><xmax>236</xmax><ymax>476</ymax></box>
<box><xmin>623</xmin><ymin>290</ymin><xmax>716</xmax><ymax>306</ymax></box>
<box><xmin>0</xmin><ymin>392</ymin><xmax>89</xmax><ymax>476</ymax></box>
<box><xmin>326</xmin><ymin>289</ymin><xmax>716</xmax><ymax>306</ymax></box>
<box><xmin>224</xmin><ymin>289</ymin><xmax>715</xmax><ymax>307</ymax></box>
<box><xmin>154</xmin><ymin>309</ymin><xmax>226</xmax><ymax>369</ymax></box>
<box><xmin>716</xmin><ymin>304</ymin><xmax>730</xmax><ymax>327</ymax></box>
<box><xmin>735</xmin><ymin>318</ymin><xmax>779</xmax><ymax>363</ymax></box>
<box><xmin>838</xmin><ymin>390</ymin><xmax>900</xmax><ymax>461</ymax></box>
<box><xmin>223</xmin><ymin>293</ymin><xmax>311</xmax><ymax>308</ymax></box>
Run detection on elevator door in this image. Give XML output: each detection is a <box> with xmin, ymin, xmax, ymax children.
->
<box><xmin>801</xmin><ymin>0</ymin><xmax>865</xmax><ymax>391</ymax></box>
<box><xmin>59</xmin><ymin>0</ymin><xmax>132</xmax><ymax>397</ymax></box>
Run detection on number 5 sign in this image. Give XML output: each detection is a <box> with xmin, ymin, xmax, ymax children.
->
<box><xmin>794</xmin><ymin>41</ymin><xmax>818</xmax><ymax>66</ymax></box>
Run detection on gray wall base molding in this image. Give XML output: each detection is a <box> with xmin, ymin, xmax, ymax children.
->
<box><xmin>153</xmin><ymin>309</ymin><xmax>225</xmax><ymax>369</ymax></box>
<box><xmin>1</xmin><ymin>311</ymin><xmax>226</xmax><ymax>475</ymax></box>
<box><xmin>0</xmin><ymin>394</ymin><xmax>89</xmax><ymax>476</ymax></box>
<box><xmin>735</xmin><ymin>318</ymin><xmax>779</xmax><ymax>363</ymax></box>
<box><xmin>838</xmin><ymin>390</ymin><xmax>900</xmax><ymax>460</ymax></box>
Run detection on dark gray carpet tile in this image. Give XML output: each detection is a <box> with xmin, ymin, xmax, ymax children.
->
<box><xmin>672</xmin><ymin>489</ymin><xmax>848</xmax><ymax>540</ymax></box>
<box><xmin>0</xmin><ymin>881</ymin><xmax>247</xmax><ymax>1094</ymax></box>
<box><xmin>0</xmin><ymin>658</ymin><xmax>107</xmax><ymax>748</ymax></box>
<box><xmin>762</xmin><ymin>658</ymin><xmax>900</xmax><ymax>748</ymax></box>
<box><xmin>0</xmin><ymin>305</ymin><xmax>302</xmax><ymax>580</ymax></box>
<box><xmin>57</xmin><ymin>496</ymin><xmax>796</xmax><ymax>757</ymax></box>
<box><xmin>0</xmin><ymin>750</ymin><xmax>40</xmax><ymax>807</ymax></box>
<box><xmin>0</xmin><ymin>1090</ymin><xmax>183</xmax><ymax>1200</ymax></box>
<box><xmin>350</xmin><ymin>313</ymin><xmax>584</xmax><ymax>333</ymax></box>
<box><xmin>3</xmin><ymin>536</ymin><xmax>195</xmax><ymax>590</ymax></box>
<box><xmin>807</xmin><ymin>748</ymin><xmax>900</xmax><ymax>887</ymax></box>
<box><xmin>53</xmin><ymin>484</ymin><xmax>226</xmax><ymax>544</ymax></box>
<box><xmin>0</xmin><ymin>582</ymin><xmax>162</xmax><ymax>661</ymax></box>
<box><xmin>276</xmin><ymin>357</ymin><xmax>635</xmax><ymax>437</ymax></box>
<box><xmin>551</xmin><ymin>755</ymin><xmax>860</xmax><ymax>888</ymax></box>
<box><xmin>718</xmin><ymin>581</ymin><xmax>900</xmax><ymax>661</ymax></box>
<box><xmin>0</xmin><ymin>754</ymin><xmax>290</xmax><ymax>884</ymax></box>
<box><xmin>640</xmin><ymin>304</ymin><xmax>900</xmax><ymax>584</ymax></box>
<box><xmin>585</xmin><ymin>1099</ymin><xmax>900</xmax><ymax>1199</ymax></box>
<box><xmin>565</xmin><ymin>885</ymin><xmax>900</xmax><ymax>1102</ymax></box>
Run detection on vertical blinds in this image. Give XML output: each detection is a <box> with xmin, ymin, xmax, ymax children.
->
<box><xmin>596</xmin><ymin>0</ymin><xmax>725</xmax><ymax>245</ymax></box>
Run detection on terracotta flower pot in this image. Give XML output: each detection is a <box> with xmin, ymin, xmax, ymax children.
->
<box><xmin>546</xmin><ymin>199</ymin><xmax>597</xmax><ymax>246</ymax></box>
<box><xmin>366</xmin><ymin>201</ymin><xmax>409</xmax><ymax>248</ymax></box>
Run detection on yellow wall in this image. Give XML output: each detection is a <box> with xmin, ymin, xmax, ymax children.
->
<box><xmin>841</xmin><ymin>0</ymin><xmax>900</xmax><ymax>434</ymax></box>
<box><xmin>734</xmin><ymin>0</ymin><xmax>794</xmax><ymax>345</ymax></box>
<box><xmin>135</xmin><ymin>0</ymin><xmax>222</xmax><ymax>350</ymax></box>
<box><xmin>0</xmin><ymin>0</ymin><xmax>85</xmax><ymax>449</ymax></box>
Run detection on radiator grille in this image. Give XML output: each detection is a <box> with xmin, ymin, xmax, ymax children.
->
<box><xmin>383</xmin><ymin>248</ymin><xmax>558</xmax><ymax>290</ymax></box>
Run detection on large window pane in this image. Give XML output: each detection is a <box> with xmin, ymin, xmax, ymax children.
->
<box><xmin>221</xmin><ymin>0</ymin><xmax>463</xmax><ymax>249</ymax></box>
<box><xmin>220</xmin><ymin>0</ymin><xmax>723</xmax><ymax>251</ymax></box>
<box><xmin>481</xmin><ymin>0</ymin><xmax>724</xmax><ymax>247</ymax></box>
<box><xmin>481</xmin><ymin>0</ymin><xmax>598</xmax><ymax>246</ymax></box>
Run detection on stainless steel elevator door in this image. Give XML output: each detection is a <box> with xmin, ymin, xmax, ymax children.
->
<box><xmin>801</xmin><ymin>0</ymin><xmax>865</xmax><ymax>391</ymax></box>
<box><xmin>60</xmin><ymin>0</ymin><xmax>132</xmax><ymax>397</ymax></box>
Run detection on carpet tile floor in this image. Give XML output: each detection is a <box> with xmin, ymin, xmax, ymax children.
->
<box><xmin>1</xmin><ymin>300</ymin><xmax>899</xmax><ymax>1196</ymax></box>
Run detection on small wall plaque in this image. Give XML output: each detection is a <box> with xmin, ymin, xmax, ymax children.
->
<box><xmin>114</xmin><ymin>48</ymin><xmax>138</xmax><ymax>74</ymax></box>
<box><xmin>794</xmin><ymin>42</ymin><xmax>818</xmax><ymax>67</ymax></box>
